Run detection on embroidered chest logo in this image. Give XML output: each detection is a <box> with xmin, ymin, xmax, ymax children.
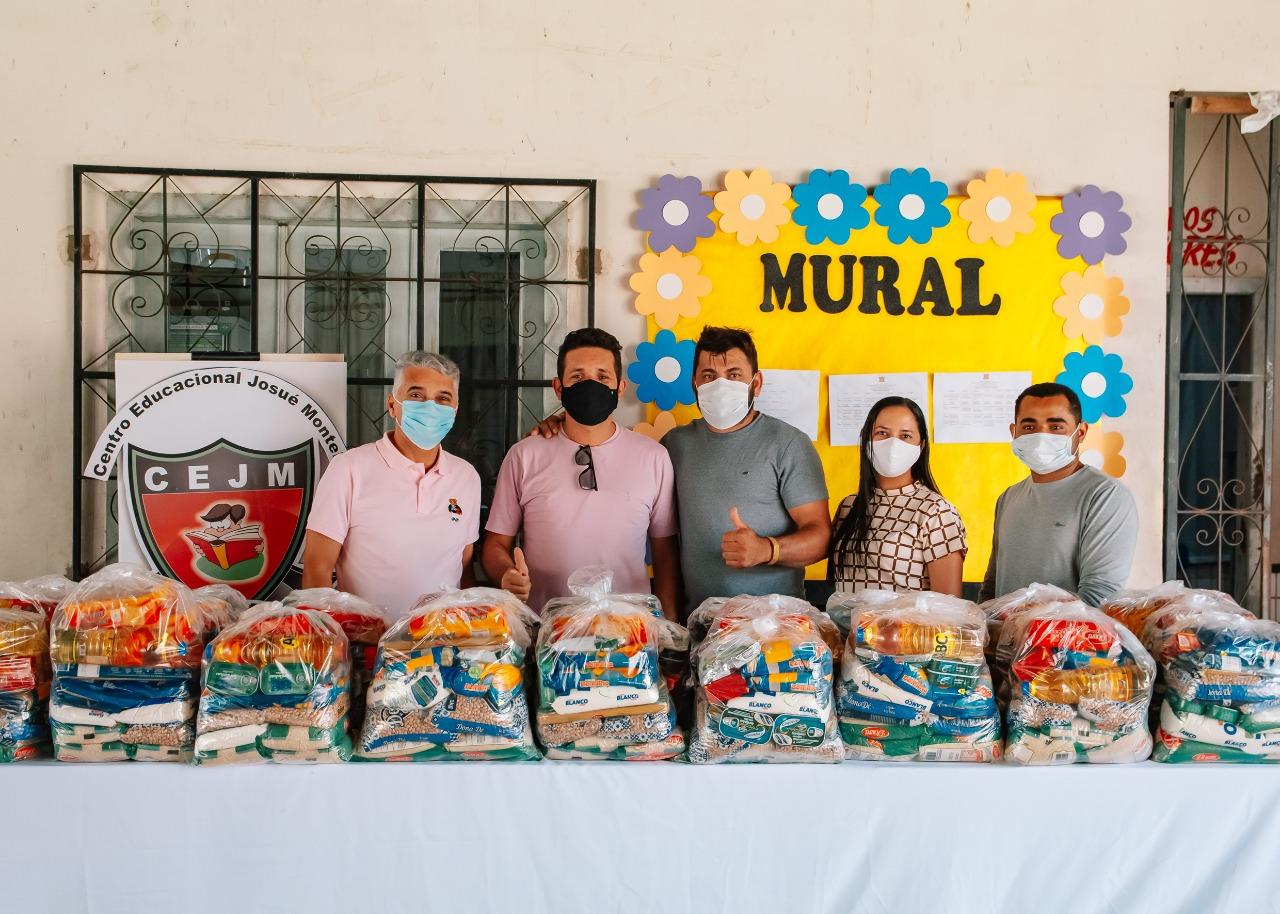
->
<box><xmin>447</xmin><ymin>498</ymin><xmax>463</xmax><ymax>523</ymax></box>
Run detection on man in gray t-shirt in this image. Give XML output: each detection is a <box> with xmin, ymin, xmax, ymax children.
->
<box><xmin>979</xmin><ymin>382</ymin><xmax>1138</xmax><ymax>607</ymax></box>
<box><xmin>663</xmin><ymin>327</ymin><xmax>831</xmax><ymax>614</ymax></box>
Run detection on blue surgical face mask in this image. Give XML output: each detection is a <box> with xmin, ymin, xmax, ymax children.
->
<box><xmin>394</xmin><ymin>398</ymin><xmax>456</xmax><ymax>450</ymax></box>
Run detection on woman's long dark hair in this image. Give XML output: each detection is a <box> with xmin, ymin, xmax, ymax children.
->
<box><xmin>832</xmin><ymin>396</ymin><xmax>942</xmax><ymax>564</ymax></box>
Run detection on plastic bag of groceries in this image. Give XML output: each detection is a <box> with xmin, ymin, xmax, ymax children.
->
<box><xmin>356</xmin><ymin>587</ymin><xmax>540</xmax><ymax>761</ymax></box>
<box><xmin>0</xmin><ymin>575</ymin><xmax>75</xmax><ymax>623</ymax></box>
<box><xmin>49</xmin><ymin>563</ymin><xmax>203</xmax><ymax>762</ymax></box>
<box><xmin>824</xmin><ymin>588</ymin><xmax>898</xmax><ymax>643</ymax></box>
<box><xmin>1100</xmin><ymin>580</ymin><xmax>1240</xmax><ymax>636</ymax></box>
<box><xmin>282</xmin><ymin>588</ymin><xmax>388</xmax><ymax>728</ymax></box>
<box><xmin>193</xmin><ymin>583</ymin><xmax>250</xmax><ymax>640</ymax></box>
<box><xmin>535</xmin><ymin>567</ymin><xmax>686</xmax><ymax>760</ymax></box>
<box><xmin>195</xmin><ymin>602</ymin><xmax>352</xmax><ymax>764</ymax></box>
<box><xmin>0</xmin><ymin>604</ymin><xmax>49</xmax><ymax>761</ymax></box>
<box><xmin>1121</xmin><ymin>585</ymin><xmax>1251</xmax><ymax>730</ymax></box>
<box><xmin>979</xmin><ymin>582</ymin><xmax>1078</xmax><ymax>700</ymax></box>
<box><xmin>1000</xmin><ymin>603</ymin><xmax>1154</xmax><ymax>765</ymax></box>
<box><xmin>1145</xmin><ymin>608</ymin><xmax>1280</xmax><ymax>762</ymax></box>
<box><xmin>833</xmin><ymin>591</ymin><xmax>1000</xmax><ymax>762</ymax></box>
<box><xmin>687</xmin><ymin>594</ymin><xmax>843</xmax><ymax>763</ymax></box>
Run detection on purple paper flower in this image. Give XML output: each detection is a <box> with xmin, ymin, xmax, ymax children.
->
<box><xmin>1050</xmin><ymin>185</ymin><xmax>1132</xmax><ymax>264</ymax></box>
<box><xmin>635</xmin><ymin>174</ymin><xmax>716</xmax><ymax>253</ymax></box>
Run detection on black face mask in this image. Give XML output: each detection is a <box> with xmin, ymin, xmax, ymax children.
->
<box><xmin>560</xmin><ymin>379</ymin><xmax>618</xmax><ymax>426</ymax></box>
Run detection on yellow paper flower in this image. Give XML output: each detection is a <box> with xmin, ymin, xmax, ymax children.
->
<box><xmin>1081</xmin><ymin>424</ymin><xmax>1126</xmax><ymax>478</ymax></box>
<box><xmin>958</xmin><ymin>169</ymin><xmax>1036</xmax><ymax>246</ymax></box>
<box><xmin>632</xmin><ymin>411</ymin><xmax>677</xmax><ymax>442</ymax></box>
<box><xmin>713</xmin><ymin>169</ymin><xmax>792</xmax><ymax>245</ymax></box>
<box><xmin>628</xmin><ymin>250</ymin><xmax>712</xmax><ymax>329</ymax></box>
<box><xmin>1053</xmin><ymin>265</ymin><xmax>1130</xmax><ymax>343</ymax></box>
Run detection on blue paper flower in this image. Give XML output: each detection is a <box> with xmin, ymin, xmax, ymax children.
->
<box><xmin>791</xmin><ymin>169</ymin><xmax>870</xmax><ymax>244</ymax></box>
<box><xmin>1056</xmin><ymin>346</ymin><xmax>1133</xmax><ymax>422</ymax></box>
<box><xmin>872</xmin><ymin>167</ymin><xmax>952</xmax><ymax>244</ymax></box>
<box><xmin>628</xmin><ymin>330</ymin><xmax>696</xmax><ymax>410</ymax></box>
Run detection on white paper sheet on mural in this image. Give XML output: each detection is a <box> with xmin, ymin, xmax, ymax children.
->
<box><xmin>828</xmin><ymin>373</ymin><xmax>931</xmax><ymax>446</ymax></box>
<box><xmin>932</xmin><ymin>370</ymin><xmax>1032</xmax><ymax>443</ymax></box>
<box><xmin>754</xmin><ymin>369</ymin><xmax>820</xmax><ymax>440</ymax></box>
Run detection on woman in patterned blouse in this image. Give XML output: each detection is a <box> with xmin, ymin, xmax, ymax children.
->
<box><xmin>829</xmin><ymin>396</ymin><xmax>967</xmax><ymax>596</ymax></box>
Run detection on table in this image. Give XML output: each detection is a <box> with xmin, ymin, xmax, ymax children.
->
<box><xmin>3</xmin><ymin>760</ymin><xmax>1276</xmax><ymax>914</ymax></box>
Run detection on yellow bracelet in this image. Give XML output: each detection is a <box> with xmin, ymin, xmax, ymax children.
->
<box><xmin>767</xmin><ymin>536</ymin><xmax>781</xmax><ymax>565</ymax></box>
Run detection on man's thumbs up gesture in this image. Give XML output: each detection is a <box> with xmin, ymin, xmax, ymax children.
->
<box><xmin>722</xmin><ymin>506</ymin><xmax>774</xmax><ymax>569</ymax></box>
<box><xmin>501</xmin><ymin>546</ymin><xmax>532</xmax><ymax>602</ymax></box>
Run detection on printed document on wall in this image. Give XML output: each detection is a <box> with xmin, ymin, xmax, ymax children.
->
<box><xmin>933</xmin><ymin>371</ymin><xmax>1032</xmax><ymax>443</ymax></box>
<box><xmin>828</xmin><ymin>373</ymin><xmax>930</xmax><ymax>446</ymax></box>
<box><xmin>755</xmin><ymin>369</ymin><xmax>820</xmax><ymax>440</ymax></box>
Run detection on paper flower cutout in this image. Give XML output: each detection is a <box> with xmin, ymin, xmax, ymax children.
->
<box><xmin>958</xmin><ymin>169</ymin><xmax>1036</xmax><ymax>246</ymax></box>
<box><xmin>629</xmin><ymin>250</ymin><xmax>712</xmax><ymax>329</ymax></box>
<box><xmin>627</xmin><ymin>330</ymin><xmax>696</xmax><ymax>410</ymax></box>
<box><xmin>791</xmin><ymin>169</ymin><xmax>870</xmax><ymax>244</ymax></box>
<box><xmin>1081</xmin><ymin>424</ymin><xmax>1127</xmax><ymax>478</ymax></box>
<box><xmin>635</xmin><ymin>174</ymin><xmax>716</xmax><ymax>253</ymax></box>
<box><xmin>1050</xmin><ymin>185</ymin><xmax>1132</xmax><ymax>264</ymax></box>
<box><xmin>713</xmin><ymin>169</ymin><xmax>792</xmax><ymax>245</ymax></box>
<box><xmin>633</xmin><ymin>411</ymin><xmax>678</xmax><ymax>442</ymax></box>
<box><xmin>1056</xmin><ymin>346</ymin><xmax>1133</xmax><ymax>422</ymax></box>
<box><xmin>1053</xmin><ymin>265</ymin><xmax>1130</xmax><ymax>343</ymax></box>
<box><xmin>872</xmin><ymin>167</ymin><xmax>952</xmax><ymax>244</ymax></box>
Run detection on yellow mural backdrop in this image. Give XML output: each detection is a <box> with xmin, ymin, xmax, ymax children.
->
<box><xmin>646</xmin><ymin>197</ymin><xmax>1082</xmax><ymax>581</ymax></box>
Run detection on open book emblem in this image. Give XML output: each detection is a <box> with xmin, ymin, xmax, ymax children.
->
<box><xmin>125</xmin><ymin>438</ymin><xmax>314</xmax><ymax>600</ymax></box>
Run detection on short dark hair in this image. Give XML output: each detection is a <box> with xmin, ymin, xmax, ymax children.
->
<box><xmin>694</xmin><ymin>326</ymin><xmax>759</xmax><ymax>375</ymax></box>
<box><xmin>1015</xmin><ymin>382</ymin><xmax>1082</xmax><ymax>423</ymax></box>
<box><xmin>557</xmin><ymin>328</ymin><xmax>622</xmax><ymax>379</ymax></box>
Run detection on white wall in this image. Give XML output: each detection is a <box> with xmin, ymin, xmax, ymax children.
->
<box><xmin>3</xmin><ymin>0</ymin><xmax>1280</xmax><ymax>582</ymax></box>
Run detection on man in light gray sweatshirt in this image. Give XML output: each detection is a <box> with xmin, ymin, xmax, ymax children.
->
<box><xmin>979</xmin><ymin>382</ymin><xmax>1137</xmax><ymax>607</ymax></box>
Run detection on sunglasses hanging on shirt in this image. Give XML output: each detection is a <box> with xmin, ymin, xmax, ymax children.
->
<box><xmin>575</xmin><ymin>444</ymin><xmax>597</xmax><ymax>491</ymax></box>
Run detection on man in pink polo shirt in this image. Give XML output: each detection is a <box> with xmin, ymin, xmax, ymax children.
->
<box><xmin>301</xmin><ymin>351</ymin><xmax>481</xmax><ymax>617</ymax></box>
<box><xmin>482</xmin><ymin>328</ymin><xmax>681</xmax><ymax>618</ymax></box>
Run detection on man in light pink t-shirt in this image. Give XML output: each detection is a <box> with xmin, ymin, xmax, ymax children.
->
<box><xmin>482</xmin><ymin>328</ymin><xmax>680</xmax><ymax>617</ymax></box>
<box><xmin>302</xmin><ymin>351</ymin><xmax>481</xmax><ymax>618</ymax></box>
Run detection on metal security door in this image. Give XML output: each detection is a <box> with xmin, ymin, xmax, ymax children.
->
<box><xmin>1166</xmin><ymin>95</ymin><xmax>1279</xmax><ymax>613</ymax></box>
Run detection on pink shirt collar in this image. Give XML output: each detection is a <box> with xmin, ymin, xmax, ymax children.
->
<box><xmin>374</xmin><ymin>432</ymin><xmax>447</xmax><ymax>476</ymax></box>
<box><xmin>559</xmin><ymin>422</ymin><xmax>622</xmax><ymax>447</ymax></box>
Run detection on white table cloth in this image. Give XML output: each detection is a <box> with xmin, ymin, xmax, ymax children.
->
<box><xmin>3</xmin><ymin>760</ymin><xmax>1276</xmax><ymax>914</ymax></box>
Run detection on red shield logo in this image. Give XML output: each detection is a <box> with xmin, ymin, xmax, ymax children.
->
<box><xmin>126</xmin><ymin>439</ymin><xmax>314</xmax><ymax>600</ymax></box>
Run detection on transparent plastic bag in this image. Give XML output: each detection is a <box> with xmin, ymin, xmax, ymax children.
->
<box><xmin>1145</xmin><ymin>608</ymin><xmax>1280</xmax><ymax>763</ymax></box>
<box><xmin>835</xmin><ymin>591</ymin><xmax>1000</xmax><ymax>762</ymax></box>
<box><xmin>195</xmin><ymin>603</ymin><xmax>352</xmax><ymax>764</ymax></box>
<box><xmin>979</xmin><ymin>583</ymin><xmax>1080</xmax><ymax>704</ymax></box>
<box><xmin>51</xmin><ymin>563</ymin><xmax>203</xmax><ymax>674</ymax></box>
<box><xmin>357</xmin><ymin>587</ymin><xmax>540</xmax><ymax>761</ymax></box>
<box><xmin>49</xmin><ymin>564</ymin><xmax>203</xmax><ymax>762</ymax></box>
<box><xmin>536</xmin><ymin>567</ymin><xmax>686</xmax><ymax>760</ymax></box>
<box><xmin>1100</xmin><ymin>580</ymin><xmax>1239</xmax><ymax>637</ymax></box>
<box><xmin>999</xmin><ymin>604</ymin><xmax>1154</xmax><ymax>765</ymax></box>
<box><xmin>193</xmin><ymin>584</ymin><xmax>251</xmax><ymax>640</ymax></box>
<box><xmin>687</xmin><ymin>594</ymin><xmax>843</xmax><ymax>763</ymax></box>
<box><xmin>0</xmin><ymin>575</ymin><xmax>75</xmax><ymax>623</ymax></box>
<box><xmin>282</xmin><ymin>588</ymin><xmax>389</xmax><ymax>730</ymax></box>
<box><xmin>0</xmin><ymin>606</ymin><xmax>49</xmax><ymax>761</ymax></box>
<box><xmin>825</xmin><ymin>588</ymin><xmax>898</xmax><ymax>643</ymax></box>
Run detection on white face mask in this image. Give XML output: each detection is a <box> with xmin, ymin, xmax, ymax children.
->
<box><xmin>697</xmin><ymin>377</ymin><xmax>753</xmax><ymax>430</ymax></box>
<box><xmin>869</xmin><ymin>437</ymin><xmax>921</xmax><ymax>479</ymax></box>
<box><xmin>1011</xmin><ymin>430</ymin><xmax>1079</xmax><ymax>475</ymax></box>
